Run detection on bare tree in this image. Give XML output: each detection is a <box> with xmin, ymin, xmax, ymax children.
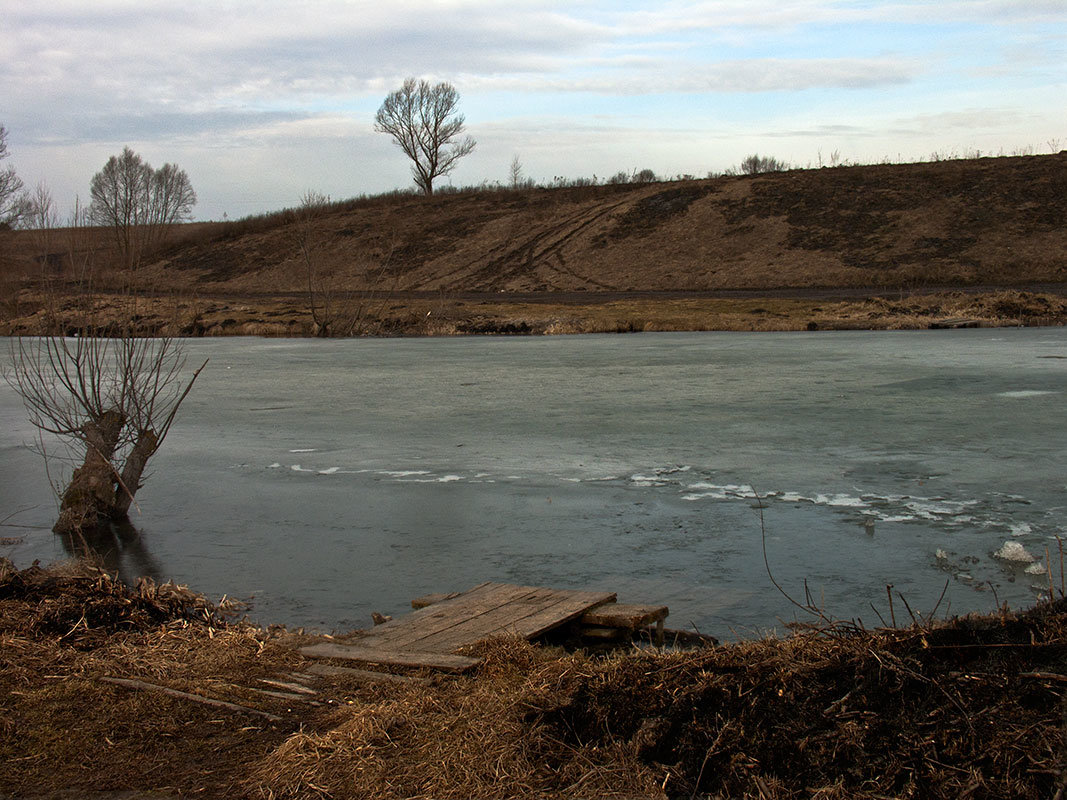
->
<box><xmin>89</xmin><ymin>147</ymin><xmax>196</xmax><ymax>269</ymax></box>
<box><xmin>295</xmin><ymin>190</ymin><xmax>335</xmax><ymax>337</ymax></box>
<box><xmin>5</xmin><ymin>334</ymin><xmax>206</xmax><ymax>536</ymax></box>
<box><xmin>293</xmin><ymin>190</ymin><xmax>400</xmax><ymax>337</ymax></box>
<box><xmin>508</xmin><ymin>155</ymin><xmax>525</xmax><ymax>190</ymax></box>
<box><xmin>374</xmin><ymin>79</ymin><xmax>475</xmax><ymax>195</ymax></box>
<box><xmin>21</xmin><ymin>182</ymin><xmax>60</xmax><ymax>273</ymax></box>
<box><xmin>0</xmin><ymin>124</ymin><xmax>28</xmax><ymax>229</ymax></box>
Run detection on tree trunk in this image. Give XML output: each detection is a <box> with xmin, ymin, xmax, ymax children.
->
<box><xmin>112</xmin><ymin>428</ymin><xmax>159</xmax><ymax>517</ymax></box>
<box><xmin>53</xmin><ymin>409</ymin><xmax>125</xmax><ymax>535</ymax></box>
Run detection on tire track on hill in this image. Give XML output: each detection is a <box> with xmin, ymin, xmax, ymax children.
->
<box><xmin>435</xmin><ymin>196</ymin><xmax>637</xmax><ymax>291</ymax></box>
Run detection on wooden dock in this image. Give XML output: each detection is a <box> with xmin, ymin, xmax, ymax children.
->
<box><xmin>301</xmin><ymin>581</ymin><xmax>669</xmax><ymax>672</ymax></box>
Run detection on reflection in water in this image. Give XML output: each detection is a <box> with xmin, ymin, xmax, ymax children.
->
<box><xmin>59</xmin><ymin>519</ymin><xmax>163</xmax><ymax>585</ymax></box>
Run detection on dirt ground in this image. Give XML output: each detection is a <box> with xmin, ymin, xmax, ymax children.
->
<box><xmin>2</xmin><ymin>558</ymin><xmax>1065</xmax><ymax>799</ymax></box>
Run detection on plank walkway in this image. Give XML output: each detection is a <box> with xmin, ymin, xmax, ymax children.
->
<box><xmin>301</xmin><ymin>581</ymin><xmax>617</xmax><ymax>671</ymax></box>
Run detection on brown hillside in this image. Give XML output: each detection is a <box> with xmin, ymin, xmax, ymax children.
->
<box><xmin>151</xmin><ymin>153</ymin><xmax>1066</xmax><ymax>294</ymax></box>
<box><xmin>3</xmin><ymin>154</ymin><xmax>1065</xmax><ymax>336</ymax></box>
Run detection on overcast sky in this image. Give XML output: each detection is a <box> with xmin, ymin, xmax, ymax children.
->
<box><xmin>3</xmin><ymin>0</ymin><xmax>1065</xmax><ymax>220</ymax></box>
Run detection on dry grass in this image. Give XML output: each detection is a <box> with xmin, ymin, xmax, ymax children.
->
<box><xmin>3</xmin><ymin>558</ymin><xmax>1065</xmax><ymax>799</ymax></box>
<box><xmin>247</xmin><ymin>605</ymin><xmax>1067</xmax><ymax>800</ymax></box>
<box><xmin>2</xmin><ymin>288</ymin><xmax>1065</xmax><ymax>338</ymax></box>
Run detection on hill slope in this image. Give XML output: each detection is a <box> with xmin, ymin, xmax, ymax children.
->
<box><xmin>156</xmin><ymin>153</ymin><xmax>1066</xmax><ymax>294</ymax></box>
<box><xmin>3</xmin><ymin>153</ymin><xmax>1066</xmax><ymax>335</ymax></box>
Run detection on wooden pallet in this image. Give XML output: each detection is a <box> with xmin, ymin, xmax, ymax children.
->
<box><xmin>301</xmin><ymin>582</ymin><xmax>616</xmax><ymax>672</ymax></box>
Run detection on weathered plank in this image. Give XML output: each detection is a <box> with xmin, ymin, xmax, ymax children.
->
<box><xmin>378</xmin><ymin>586</ymin><xmax>558</xmax><ymax>650</ymax></box>
<box><xmin>416</xmin><ymin>590</ymin><xmax>616</xmax><ymax>653</ymax></box>
<box><xmin>411</xmin><ymin>591</ymin><xmax>462</xmax><ymax>609</ymax></box>
<box><xmin>363</xmin><ymin>583</ymin><xmax>615</xmax><ymax>653</ymax></box>
<box><xmin>101</xmin><ymin>676</ymin><xmax>283</xmax><ymax>722</ymax></box>
<box><xmin>581</xmin><ymin>603</ymin><xmax>668</xmax><ymax>630</ymax></box>
<box><xmin>299</xmin><ymin>642</ymin><xmax>481</xmax><ymax>672</ymax></box>
<box><xmin>304</xmin><ymin>662</ymin><xmax>432</xmax><ymax>685</ymax></box>
<box><xmin>361</xmin><ymin>583</ymin><xmax>550</xmax><ymax>649</ymax></box>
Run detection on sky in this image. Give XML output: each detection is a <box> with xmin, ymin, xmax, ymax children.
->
<box><xmin>2</xmin><ymin>0</ymin><xmax>1065</xmax><ymax>221</ymax></box>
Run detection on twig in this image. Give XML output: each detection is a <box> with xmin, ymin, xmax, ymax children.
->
<box><xmin>757</xmin><ymin>488</ymin><xmax>835</xmax><ymax>627</ymax></box>
<box><xmin>886</xmin><ymin>584</ymin><xmax>896</xmax><ymax>627</ymax></box>
<box><xmin>1018</xmin><ymin>672</ymin><xmax>1067</xmax><ymax>684</ymax></box>
<box><xmin>928</xmin><ymin>579</ymin><xmax>950</xmax><ymax>622</ymax></box>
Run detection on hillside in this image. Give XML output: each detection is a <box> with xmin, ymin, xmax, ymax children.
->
<box><xmin>161</xmin><ymin>152</ymin><xmax>1067</xmax><ymax>293</ymax></box>
<box><xmin>3</xmin><ymin>153</ymin><xmax>1066</xmax><ymax>335</ymax></box>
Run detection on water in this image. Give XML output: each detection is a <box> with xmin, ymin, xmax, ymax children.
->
<box><xmin>2</xmin><ymin>329</ymin><xmax>1065</xmax><ymax>638</ymax></box>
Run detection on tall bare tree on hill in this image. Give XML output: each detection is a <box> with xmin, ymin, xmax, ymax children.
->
<box><xmin>374</xmin><ymin>78</ymin><xmax>475</xmax><ymax>195</ymax></box>
<box><xmin>89</xmin><ymin>147</ymin><xmax>196</xmax><ymax>269</ymax></box>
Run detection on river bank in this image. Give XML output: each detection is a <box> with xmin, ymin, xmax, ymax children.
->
<box><xmin>3</xmin><ymin>286</ymin><xmax>1066</xmax><ymax>337</ymax></box>
<box><xmin>1</xmin><ymin>558</ymin><xmax>1064</xmax><ymax>799</ymax></box>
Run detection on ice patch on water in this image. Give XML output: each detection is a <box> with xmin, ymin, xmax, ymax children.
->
<box><xmin>1009</xmin><ymin>522</ymin><xmax>1032</xmax><ymax>537</ymax></box>
<box><xmin>994</xmin><ymin>541</ymin><xmax>1035</xmax><ymax>562</ymax></box>
<box><xmin>268</xmin><ymin>463</ymin><xmax>281</xmax><ymax>469</ymax></box>
<box><xmin>290</xmin><ymin>465</ymin><xmax>316</xmax><ymax>473</ymax></box>
<box><xmin>289</xmin><ymin>448</ymin><xmax>318</xmax><ymax>453</ymax></box>
<box><xmin>997</xmin><ymin>390</ymin><xmax>1056</xmax><ymax>398</ymax></box>
<box><xmin>630</xmin><ymin>474</ymin><xmax>667</xmax><ymax>487</ymax></box>
<box><xmin>813</xmin><ymin>493</ymin><xmax>867</xmax><ymax>508</ymax></box>
<box><xmin>318</xmin><ymin>467</ymin><xmax>340</xmax><ymax>475</ymax></box>
<box><xmin>378</xmin><ymin>470</ymin><xmax>432</xmax><ymax>478</ymax></box>
<box><xmin>438</xmin><ymin>475</ymin><xmax>463</xmax><ymax>482</ymax></box>
<box><xmin>1024</xmin><ymin>562</ymin><xmax>1047</xmax><ymax>575</ymax></box>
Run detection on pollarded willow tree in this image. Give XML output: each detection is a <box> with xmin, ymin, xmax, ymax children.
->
<box><xmin>6</xmin><ymin>335</ymin><xmax>206</xmax><ymax>537</ymax></box>
<box><xmin>374</xmin><ymin>78</ymin><xmax>476</xmax><ymax>195</ymax></box>
<box><xmin>89</xmin><ymin>147</ymin><xmax>196</xmax><ymax>269</ymax></box>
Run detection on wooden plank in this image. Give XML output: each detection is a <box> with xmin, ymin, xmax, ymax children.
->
<box><xmin>411</xmin><ymin>589</ymin><xmax>617</xmax><ymax>653</ymax></box>
<box><xmin>101</xmin><ymin>677</ymin><xmax>282</xmax><ymax>722</ymax></box>
<box><xmin>362</xmin><ymin>583</ymin><xmax>617</xmax><ymax>654</ymax></box>
<box><xmin>365</xmin><ymin>581</ymin><xmax>508</xmax><ymax>644</ymax></box>
<box><xmin>304</xmin><ymin>662</ymin><xmax>432</xmax><ymax>685</ymax></box>
<box><xmin>411</xmin><ymin>591</ymin><xmax>462</xmax><ymax>609</ymax></box>
<box><xmin>581</xmin><ymin>603</ymin><xmax>668</xmax><ymax>630</ymax></box>
<box><xmin>299</xmin><ymin>642</ymin><xmax>481</xmax><ymax>672</ymax></box>
<box><xmin>362</xmin><ymin>583</ymin><xmax>551</xmax><ymax>650</ymax></box>
<box><xmin>259</xmin><ymin>678</ymin><xmax>318</xmax><ymax>695</ymax></box>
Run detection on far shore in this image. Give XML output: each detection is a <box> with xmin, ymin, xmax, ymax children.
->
<box><xmin>3</xmin><ymin>286</ymin><xmax>1066</xmax><ymax>338</ymax></box>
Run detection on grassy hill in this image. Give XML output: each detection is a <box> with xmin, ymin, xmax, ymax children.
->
<box><xmin>3</xmin><ymin>152</ymin><xmax>1066</xmax><ymax>335</ymax></box>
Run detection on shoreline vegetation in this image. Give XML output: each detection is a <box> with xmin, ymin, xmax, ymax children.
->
<box><xmin>1</xmin><ymin>557</ymin><xmax>1064</xmax><ymax>799</ymax></box>
<box><xmin>4</xmin><ymin>286</ymin><xmax>1067</xmax><ymax>338</ymax></box>
<box><xmin>2</xmin><ymin>152</ymin><xmax>1065</xmax><ymax>337</ymax></box>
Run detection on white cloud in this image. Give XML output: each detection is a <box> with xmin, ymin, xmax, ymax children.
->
<box><xmin>1</xmin><ymin>0</ymin><xmax>1063</xmax><ymax>218</ymax></box>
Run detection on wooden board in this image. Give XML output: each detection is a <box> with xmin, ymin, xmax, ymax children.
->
<box><xmin>580</xmin><ymin>603</ymin><xmax>669</xmax><ymax>630</ymax></box>
<box><xmin>299</xmin><ymin>642</ymin><xmax>481</xmax><ymax>672</ymax></box>
<box><xmin>357</xmin><ymin>582</ymin><xmax>616</xmax><ymax>654</ymax></box>
<box><xmin>411</xmin><ymin>591</ymin><xmax>462</xmax><ymax>609</ymax></box>
<box><xmin>304</xmin><ymin>663</ymin><xmax>432</xmax><ymax>685</ymax></box>
<box><xmin>299</xmin><ymin>583</ymin><xmax>617</xmax><ymax>671</ymax></box>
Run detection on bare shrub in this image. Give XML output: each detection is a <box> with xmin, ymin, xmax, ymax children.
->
<box><xmin>740</xmin><ymin>154</ymin><xmax>790</xmax><ymax>175</ymax></box>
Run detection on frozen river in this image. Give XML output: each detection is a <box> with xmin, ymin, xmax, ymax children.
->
<box><xmin>2</xmin><ymin>328</ymin><xmax>1064</xmax><ymax>638</ymax></box>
